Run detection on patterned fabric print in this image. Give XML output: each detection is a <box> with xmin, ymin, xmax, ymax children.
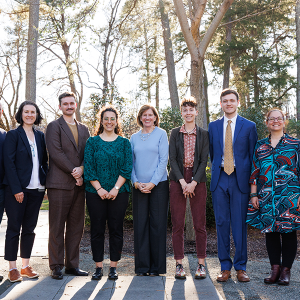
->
<box><xmin>224</xmin><ymin>120</ymin><xmax>234</xmax><ymax>175</ymax></box>
<box><xmin>247</xmin><ymin>134</ymin><xmax>300</xmax><ymax>233</ymax></box>
<box><xmin>84</xmin><ymin>136</ymin><xmax>133</xmax><ymax>194</ymax></box>
<box><xmin>179</xmin><ymin>125</ymin><xmax>196</xmax><ymax>168</ymax></box>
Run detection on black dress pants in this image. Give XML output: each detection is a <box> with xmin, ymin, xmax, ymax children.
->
<box><xmin>265</xmin><ymin>231</ymin><xmax>298</xmax><ymax>268</ymax></box>
<box><xmin>4</xmin><ymin>186</ymin><xmax>44</xmax><ymax>261</ymax></box>
<box><xmin>86</xmin><ymin>191</ymin><xmax>129</xmax><ymax>262</ymax></box>
<box><xmin>133</xmin><ymin>180</ymin><xmax>169</xmax><ymax>274</ymax></box>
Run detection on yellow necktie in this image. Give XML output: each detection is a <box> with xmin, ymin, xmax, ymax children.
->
<box><xmin>224</xmin><ymin>120</ymin><xmax>234</xmax><ymax>175</ymax></box>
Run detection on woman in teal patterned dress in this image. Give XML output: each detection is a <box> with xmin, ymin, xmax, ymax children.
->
<box><xmin>84</xmin><ymin>106</ymin><xmax>132</xmax><ymax>280</ymax></box>
<box><xmin>247</xmin><ymin>108</ymin><xmax>300</xmax><ymax>286</ymax></box>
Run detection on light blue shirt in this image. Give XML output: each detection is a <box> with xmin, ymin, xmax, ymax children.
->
<box><xmin>130</xmin><ymin>127</ymin><xmax>169</xmax><ymax>185</ymax></box>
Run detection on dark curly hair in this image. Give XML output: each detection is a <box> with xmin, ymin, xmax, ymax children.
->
<box><xmin>15</xmin><ymin>100</ymin><xmax>43</xmax><ymax>126</ymax></box>
<box><xmin>94</xmin><ymin>105</ymin><xmax>123</xmax><ymax>136</ymax></box>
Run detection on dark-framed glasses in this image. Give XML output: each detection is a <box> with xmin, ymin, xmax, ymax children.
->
<box><xmin>267</xmin><ymin>117</ymin><xmax>284</xmax><ymax>122</ymax></box>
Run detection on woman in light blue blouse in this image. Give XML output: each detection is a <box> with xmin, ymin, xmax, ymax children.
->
<box><xmin>131</xmin><ymin>104</ymin><xmax>169</xmax><ymax>276</ymax></box>
<box><xmin>84</xmin><ymin>105</ymin><xmax>132</xmax><ymax>281</ymax></box>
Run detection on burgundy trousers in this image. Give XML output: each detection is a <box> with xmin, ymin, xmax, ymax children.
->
<box><xmin>170</xmin><ymin>167</ymin><xmax>207</xmax><ymax>260</ymax></box>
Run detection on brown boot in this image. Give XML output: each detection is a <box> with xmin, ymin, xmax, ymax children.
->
<box><xmin>277</xmin><ymin>267</ymin><xmax>291</xmax><ymax>285</ymax></box>
<box><xmin>264</xmin><ymin>265</ymin><xmax>281</xmax><ymax>284</ymax></box>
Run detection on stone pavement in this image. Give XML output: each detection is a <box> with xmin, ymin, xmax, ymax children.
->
<box><xmin>0</xmin><ymin>211</ymin><xmax>222</xmax><ymax>300</ymax></box>
<box><xmin>0</xmin><ymin>211</ymin><xmax>299</xmax><ymax>300</ymax></box>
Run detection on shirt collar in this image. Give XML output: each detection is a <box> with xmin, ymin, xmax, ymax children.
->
<box><xmin>224</xmin><ymin>114</ymin><xmax>237</xmax><ymax>126</ymax></box>
<box><xmin>179</xmin><ymin>125</ymin><xmax>197</xmax><ymax>135</ymax></box>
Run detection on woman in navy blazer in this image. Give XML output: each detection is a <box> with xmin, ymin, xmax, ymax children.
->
<box><xmin>3</xmin><ymin>100</ymin><xmax>48</xmax><ymax>283</ymax></box>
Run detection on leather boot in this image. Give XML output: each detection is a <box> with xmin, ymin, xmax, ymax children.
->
<box><xmin>277</xmin><ymin>267</ymin><xmax>291</xmax><ymax>285</ymax></box>
<box><xmin>264</xmin><ymin>265</ymin><xmax>281</xmax><ymax>284</ymax></box>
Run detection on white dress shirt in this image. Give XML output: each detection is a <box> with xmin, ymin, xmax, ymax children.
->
<box><xmin>26</xmin><ymin>136</ymin><xmax>45</xmax><ymax>190</ymax></box>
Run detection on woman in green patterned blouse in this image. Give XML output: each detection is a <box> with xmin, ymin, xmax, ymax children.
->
<box><xmin>84</xmin><ymin>105</ymin><xmax>132</xmax><ymax>281</ymax></box>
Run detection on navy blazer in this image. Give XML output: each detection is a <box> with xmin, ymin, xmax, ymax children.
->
<box><xmin>0</xmin><ymin>128</ymin><xmax>7</xmax><ymax>188</ymax></box>
<box><xmin>208</xmin><ymin>115</ymin><xmax>258</xmax><ymax>193</ymax></box>
<box><xmin>3</xmin><ymin>126</ymin><xmax>48</xmax><ymax>195</ymax></box>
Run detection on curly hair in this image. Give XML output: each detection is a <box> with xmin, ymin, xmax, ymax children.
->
<box><xmin>94</xmin><ymin>105</ymin><xmax>123</xmax><ymax>136</ymax></box>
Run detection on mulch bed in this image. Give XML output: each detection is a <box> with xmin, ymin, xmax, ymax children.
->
<box><xmin>80</xmin><ymin>223</ymin><xmax>300</xmax><ymax>260</ymax></box>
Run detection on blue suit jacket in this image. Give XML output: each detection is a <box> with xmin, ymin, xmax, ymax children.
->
<box><xmin>208</xmin><ymin>115</ymin><xmax>258</xmax><ymax>193</ymax></box>
<box><xmin>0</xmin><ymin>128</ymin><xmax>7</xmax><ymax>188</ymax></box>
<box><xmin>3</xmin><ymin>126</ymin><xmax>48</xmax><ymax>195</ymax></box>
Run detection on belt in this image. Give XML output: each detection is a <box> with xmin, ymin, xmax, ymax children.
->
<box><xmin>221</xmin><ymin>167</ymin><xmax>236</xmax><ymax>172</ymax></box>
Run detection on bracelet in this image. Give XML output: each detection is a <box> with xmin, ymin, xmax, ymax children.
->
<box><xmin>96</xmin><ymin>187</ymin><xmax>102</xmax><ymax>191</ymax></box>
<box><xmin>250</xmin><ymin>193</ymin><xmax>258</xmax><ymax>198</ymax></box>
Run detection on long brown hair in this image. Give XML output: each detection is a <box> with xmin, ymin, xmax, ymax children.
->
<box><xmin>94</xmin><ymin>105</ymin><xmax>123</xmax><ymax>136</ymax></box>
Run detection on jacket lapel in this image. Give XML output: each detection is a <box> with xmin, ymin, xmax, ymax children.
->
<box><xmin>18</xmin><ymin>126</ymin><xmax>32</xmax><ymax>158</ymax></box>
<box><xmin>33</xmin><ymin>129</ymin><xmax>42</xmax><ymax>164</ymax></box>
<box><xmin>217</xmin><ymin>117</ymin><xmax>224</xmax><ymax>150</ymax></box>
<box><xmin>233</xmin><ymin>115</ymin><xmax>244</xmax><ymax>145</ymax></box>
<box><xmin>59</xmin><ymin>116</ymin><xmax>78</xmax><ymax>152</ymax></box>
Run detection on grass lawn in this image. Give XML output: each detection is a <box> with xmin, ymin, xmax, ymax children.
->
<box><xmin>40</xmin><ymin>199</ymin><xmax>49</xmax><ymax>210</ymax></box>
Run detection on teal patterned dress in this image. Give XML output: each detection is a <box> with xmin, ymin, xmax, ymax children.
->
<box><xmin>84</xmin><ymin>135</ymin><xmax>132</xmax><ymax>193</ymax></box>
<box><xmin>246</xmin><ymin>134</ymin><xmax>300</xmax><ymax>233</ymax></box>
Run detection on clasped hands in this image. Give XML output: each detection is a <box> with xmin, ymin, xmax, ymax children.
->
<box><xmin>97</xmin><ymin>187</ymin><xmax>118</xmax><ymax>200</ymax></box>
<box><xmin>179</xmin><ymin>179</ymin><xmax>197</xmax><ymax>198</ymax></box>
<box><xmin>137</xmin><ymin>182</ymin><xmax>155</xmax><ymax>193</ymax></box>
<box><xmin>71</xmin><ymin>167</ymin><xmax>83</xmax><ymax>186</ymax></box>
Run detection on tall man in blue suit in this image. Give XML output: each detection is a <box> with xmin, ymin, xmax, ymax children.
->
<box><xmin>208</xmin><ymin>89</ymin><xmax>257</xmax><ymax>282</ymax></box>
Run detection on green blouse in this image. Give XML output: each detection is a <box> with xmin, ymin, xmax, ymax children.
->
<box><xmin>84</xmin><ymin>135</ymin><xmax>133</xmax><ymax>194</ymax></box>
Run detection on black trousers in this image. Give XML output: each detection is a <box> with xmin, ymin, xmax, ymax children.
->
<box><xmin>86</xmin><ymin>191</ymin><xmax>129</xmax><ymax>262</ymax></box>
<box><xmin>265</xmin><ymin>231</ymin><xmax>298</xmax><ymax>269</ymax></box>
<box><xmin>4</xmin><ymin>186</ymin><xmax>44</xmax><ymax>261</ymax></box>
<box><xmin>132</xmin><ymin>180</ymin><xmax>169</xmax><ymax>274</ymax></box>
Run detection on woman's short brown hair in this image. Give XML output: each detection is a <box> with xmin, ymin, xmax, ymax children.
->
<box><xmin>94</xmin><ymin>105</ymin><xmax>123</xmax><ymax>136</ymax></box>
<box><xmin>136</xmin><ymin>104</ymin><xmax>159</xmax><ymax>127</ymax></box>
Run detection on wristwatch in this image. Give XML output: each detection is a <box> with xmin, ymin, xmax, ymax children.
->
<box><xmin>114</xmin><ymin>186</ymin><xmax>119</xmax><ymax>190</ymax></box>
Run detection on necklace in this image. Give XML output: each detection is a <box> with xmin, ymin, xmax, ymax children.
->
<box><xmin>140</xmin><ymin>128</ymin><xmax>155</xmax><ymax>141</ymax></box>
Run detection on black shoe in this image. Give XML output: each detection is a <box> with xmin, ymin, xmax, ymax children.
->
<box><xmin>52</xmin><ymin>265</ymin><xmax>63</xmax><ymax>280</ymax></box>
<box><xmin>136</xmin><ymin>272</ymin><xmax>148</xmax><ymax>276</ymax></box>
<box><xmin>108</xmin><ymin>267</ymin><xmax>118</xmax><ymax>280</ymax></box>
<box><xmin>149</xmin><ymin>272</ymin><xmax>159</xmax><ymax>276</ymax></box>
<box><xmin>65</xmin><ymin>267</ymin><xmax>88</xmax><ymax>276</ymax></box>
<box><xmin>92</xmin><ymin>267</ymin><xmax>103</xmax><ymax>280</ymax></box>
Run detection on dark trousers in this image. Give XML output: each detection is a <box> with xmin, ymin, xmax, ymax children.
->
<box><xmin>170</xmin><ymin>167</ymin><xmax>207</xmax><ymax>260</ymax></box>
<box><xmin>212</xmin><ymin>170</ymin><xmax>249</xmax><ymax>271</ymax></box>
<box><xmin>86</xmin><ymin>191</ymin><xmax>129</xmax><ymax>262</ymax></box>
<box><xmin>0</xmin><ymin>188</ymin><xmax>4</xmax><ymax>224</ymax></box>
<box><xmin>4</xmin><ymin>186</ymin><xmax>44</xmax><ymax>261</ymax></box>
<box><xmin>266</xmin><ymin>231</ymin><xmax>298</xmax><ymax>269</ymax></box>
<box><xmin>48</xmin><ymin>187</ymin><xmax>85</xmax><ymax>270</ymax></box>
<box><xmin>133</xmin><ymin>180</ymin><xmax>169</xmax><ymax>274</ymax></box>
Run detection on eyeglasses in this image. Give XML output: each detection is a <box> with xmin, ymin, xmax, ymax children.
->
<box><xmin>267</xmin><ymin>117</ymin><xmax>284</xmax><ymax>122</ymax></box>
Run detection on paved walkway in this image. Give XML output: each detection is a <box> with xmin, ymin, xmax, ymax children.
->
<box><xmin>0</xmin><ymin>211</ymin><xmax>222</xmax><ymax>300</ymax></box>
<box><xmin>0</xmin><ymin>211</ymin><xmax>299</xmax><ymax>300</ymax></box>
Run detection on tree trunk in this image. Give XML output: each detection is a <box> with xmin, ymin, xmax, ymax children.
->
<box><xmin>185</xmin><ymin>197</ymin><xmax>195</xmax><ymax>241</ymax></box>
<box><xmin>223</xmin><ymin>15</ymin><xmax>232</xmax><ymax>90</ymax></box>
<box><xmin>25</xmin><ymin>0</ymin><xmax>40</xmax><ymax>102</ymax></box>
<box><xmin>159</xmin><ymin>0</ymin><xmax>179</xmax><ymax>108</ymax></box>
<box><xmin>154</xmin><ymin>36</ymin><xmax>159</xmax><ymax>109</ymax></box>
<box><xmin>296</xmin><ymin>0</ymin><xmax>300</xmax><ymax>137</ymax></box>
<box><xmin>191</xmin><ymin>58</ymin><xmax>207</xmax><ymax>129</ymax></box>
